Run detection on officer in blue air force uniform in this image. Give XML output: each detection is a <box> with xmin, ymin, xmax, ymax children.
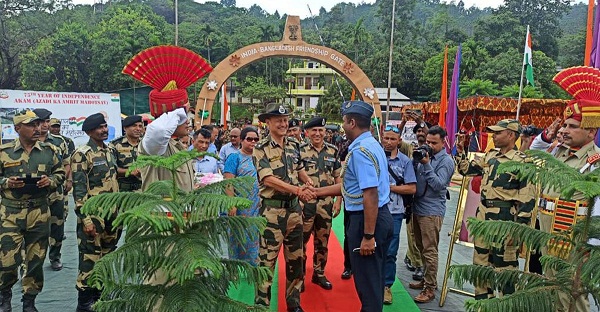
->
<box><xmin>314</xmin><ymin>100</ymin><xmax>393</xmax><ymax>312</ymax></box>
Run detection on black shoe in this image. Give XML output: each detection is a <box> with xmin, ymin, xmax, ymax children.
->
<box><xmin>311</xmin><ymin>275</ymin><xmax>332</xmax><ymax>290</ymax></box>
<box><xmin>412</xmin><ymin>267</ymin><xmax>424</xmax><ymax>281</ymax></box>
<box><xmin>50</xmin><ymin>259</ymin><xmax>63</xmax><ymax>271</ymax></box>
<box><xmin>22</xmin><ymin>294</ymin><xmax>38</xmax><ymax>312</ymax></box>
<box><xmin>404</xmin><ymin>256</ymin><xmax>416</xmax><ymax>271</ymax></box>
<box><xmin>287</xmin><ymin>306</ymin><xmax>304</xmax><ymax>312</ymax></box>
<box><xmin>76</xmin><ymin>289</ymin><xmax>95</xmax><ymax>312</ymax></box>
<box><xmin>341</xmin><ymin>269</ymin><xmax>352</xmax><ymax>280</ymax></box>
<box><xmin>0</xmin><ymin>289</ymin><xmax>12</xmax><ymax>312</ymax></box>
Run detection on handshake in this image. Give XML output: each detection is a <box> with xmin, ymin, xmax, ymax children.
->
<box><xmin>297</xmin><ymin>185</ymin><xmax>317</xmax><ymax>202</ymax></box>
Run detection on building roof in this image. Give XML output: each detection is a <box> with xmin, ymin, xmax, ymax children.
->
<box><xmin>375</xmin><ymin>88</ymin><xmax>410</xmax><ymax>101</ymax></box>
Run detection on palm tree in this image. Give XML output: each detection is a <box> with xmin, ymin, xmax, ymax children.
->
<box><xmin>459</xmin><ymin>79</ymin><xmax>498</xmax><ymax>96</ymax></box>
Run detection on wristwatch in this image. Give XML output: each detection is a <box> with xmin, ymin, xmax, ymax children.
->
<box><xmin>363</xmin><ymin>233</ymin><xmax>375</xmax><ymax>240</ymax></box>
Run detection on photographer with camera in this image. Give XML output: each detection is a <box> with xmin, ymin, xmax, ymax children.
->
<box><xmin>408</xmin><ymin>126</ymin><xmax>454</xmax><ymax>304</ymax></box>
<box><xmin>519</xmin><ymin>124</ymin><xmax>543</xmax><ymax>152</ymax></box>
<box><xmin>455</xmin><ymin>119</ymin><xmax>536</xmax><ymax>300</ymax></box>
<box><xmin>381</xmin><ymin>125</ymin><xmax>417</xmax><ymax>305</ymax></box>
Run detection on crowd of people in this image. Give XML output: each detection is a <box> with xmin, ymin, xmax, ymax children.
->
<box><xmin>1</xmin><ymin>60</ymin><xmax>599</xmax><ymax>312</ymax></box>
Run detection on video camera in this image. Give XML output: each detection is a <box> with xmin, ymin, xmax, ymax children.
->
<box><xmin>522</xmin><ymin>125</ymin><xmax>542</xmax><ymax>137</ymax></box>
<box><xmin>412</xmin><ymin>145</ymin><xmax>434</xmax><ymax>162</ymax></box>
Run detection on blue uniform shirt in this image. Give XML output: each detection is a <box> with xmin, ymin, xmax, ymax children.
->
<box><xmin>343</xmin><ymin>131</ymin><xmax>390</xmax><ymax>211</ymax></box>
<box><xmin>194</xmin><ymin>156</ymin><xmax>219</xmax><ymax>174</ymax></box>
<box><xmin>387</xmin><ymin>150</ymin><xmax>417</xmax><ymax>214</ymax></box>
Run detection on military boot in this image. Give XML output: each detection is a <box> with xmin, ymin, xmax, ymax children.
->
<box><xmin>21</xmin><ymin>294</ymin><xmax>37</xmax><ymax>312</ymax></box>
<box><xmin>76</xmin><ymin>289</ymin><xmax>95</xmax><ymax>312</ymax></box>
<box><xmin>0</xmin><ymin>289</ymin><xmax>11</xmax><ymax>312</ymax></box>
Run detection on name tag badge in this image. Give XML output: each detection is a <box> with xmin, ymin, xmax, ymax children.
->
<box><xmin>324</xmin><ymin>156</ymin><xmax>335</xmax><ymax>162</ymax></box>
<box><xmin>4</xmin><ymin>161</ymin><xmax>20</xmax><ymax>168</ymax></box>
<box><xmin>269</xmin><ymin>156</ymin><xmax>281</xmax><ymax>162</ymax></box>
<box><xmin>93</xmin><ymin>160</ymin><xmax>108</xmax><ymax>167</ymax></box>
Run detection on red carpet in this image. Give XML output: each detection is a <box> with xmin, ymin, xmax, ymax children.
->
<box><xmin>277</xmin><ymin>231</ymin><xmax>361</xmax><ymax>311</ymax></box>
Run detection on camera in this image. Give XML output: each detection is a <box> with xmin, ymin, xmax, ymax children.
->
<box><xmin>522</xmin><ymin>125</ymin><xmax>542</xmax><ymax>137</ymax></box>
<box><xmin>412</xmin><ymin>145</ymin><xmax>433</xmax><ymax>162</ymax></box>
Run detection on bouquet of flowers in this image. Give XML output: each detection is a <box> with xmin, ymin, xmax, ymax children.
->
<box><xmin>194</xmin><ymin>172</ymin><xmax>224</xmax><ymax>189</ymax></box>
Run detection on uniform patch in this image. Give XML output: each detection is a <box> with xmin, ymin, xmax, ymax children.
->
<box><xmin>92</xmin><ymin>160</ymin><xmax>108</xmax><ymax>167</ymax></box>
<box><xmin>4</xmin><ymin>161</ymin><xmax>20</xmax><ymax>168</ymax></box>
<box><xmin>269</xmin><ymin>156</ymin><xmax>281</xmax><ymax>162</ymax></box>
<box><xmin>587</xmin><ymin>153</ymin><xmax>600</xmax><ymax>165</ymax></box>
<box><xmin>324</xmin><ymin>156</ymin><xmax>336</xmax><ymax>162</ymax></box>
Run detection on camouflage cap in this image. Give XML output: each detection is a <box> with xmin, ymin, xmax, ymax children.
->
<box><xmin>486</xmin><ymin>119</ymin><xmax>522</xmax><ymax>134</ymax></box>
<box><xmin>49</xmin><ymin>118</ymin><xmax>61</xmax><ymax>126</ymax></box>
<box><xmin>13</xmin><ymin>110</ymin><xmax>41</xmax><ymax>125</ymax></box>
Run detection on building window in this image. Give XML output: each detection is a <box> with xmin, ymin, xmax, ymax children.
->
<box><xmin>297</xmin><ymin>98</ymin><xmax>303</xmax><ymax>107</ymax></box>
<box><xmin>297</xmin><ymin>78</ymin><xmax>304</xmax><ymax>87</ymax></box>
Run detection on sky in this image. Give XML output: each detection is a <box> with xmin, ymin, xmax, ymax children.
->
<box><xmin>73</xmin><ymin>0</ymin><xmax>507</xmax><ymax>17</ymax></box>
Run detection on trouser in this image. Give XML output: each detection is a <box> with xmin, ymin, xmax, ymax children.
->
<box><xmin>302</xmin><ymin>198</ymin><xmax>333</xmax><ymax>278</ymax></box>
<box><xmin>0</xmin><ymin>203</ymin><xmax>50</xmax><ymax>295</ymax></box>
<box><xmin>343</xmin><ymin>207</ymin><xmax>351</xmax><ymax>270</ymax></box>
<box><xmin>76</xmin><ymin>216</ymin><xmax>121</xmax><ymax>290</ymax></box>
<box><xmin>473</xmin><ymin>203</ymin><xmax>519</xmax><ymax>299</ymax></box>
<box><xmin>413</xmin><ymin>214</ymin><xmax>443</xmax><ymax>290</ymax></box>
<box><xmin>118</xmin><ymin>181</ymin><xmax>141</xmax><ymax>192</ymax></box>
<box><xmin>405</xmin><ymin>216</ymin><xmax>423</xmax><ymax>267</ymax></box>
<box><xmin>48</xmin><ymin>199</ymin><xmax>65</xmax><ymax>262</ymax></box>
<box><xmin>347</xmin><ymin>207</ymin><xmax>393</xmax><ymax>312</ymax></box>
<box><xmin>255</xmin><ymin>202</ymin><xmax>303</xmax><ymax>309</ymax></box>
<box><xmin>384</xmin><ymin>213</ymin><xmax>404</xmax><ymax>287</ymax></box>
<box><xmin>528</xmin><ymin>218</ymin><xmax>543</xmax><ymax>274</ymax></box>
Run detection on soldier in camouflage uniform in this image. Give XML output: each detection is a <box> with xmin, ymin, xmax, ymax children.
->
<box><xmin>298</xmin><ymin>117</ymin><xmax>342</xmax><ymax>291</ymax></box>
<box><xmin>49</xmin><ymin>117</ymin><xmax>75</xmax><ymax>222</ymax></box>
<box><xmin>109</xmin><ymin>115</ymin><xmax>143</xmax><ymax>192</ymax></box>
<box><xmin>71</xmin><ymin>113</ymin><xmax>120</xmax><ymax>312</ymax></box>
<box><xmin>253</xmin><ymin>103</ymin><xmax>316</xmax><ymax>312</ymax></box>
<box><xmin>455</xmin><ymin>119</ymin><xmax>536</xmax><ymax>299</ymax></box>
<box><xmin>33</xmin><ymin>108</ymin><xmax>72</xmax><ymax>271</ymax></box>
<box><xmin>0</xmin><ymin>110</ymin><xmax>65</xmax><ymax>312</ymax></box>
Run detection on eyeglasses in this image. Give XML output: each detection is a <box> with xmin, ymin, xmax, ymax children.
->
<box><xmin>245</xmin><ymin>137</ymin><xmax>260</xmax><ymax>142</ymax></box>
<box><xmin>385</xmin><ymin>126</ymin><xmax>400</xmax><ymax>133</ymax></box>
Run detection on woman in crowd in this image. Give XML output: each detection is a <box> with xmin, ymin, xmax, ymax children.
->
<box><xmin>223</xmin><ymin>127</ymin><xmax>261</xmax><ymax>264</ymax></box>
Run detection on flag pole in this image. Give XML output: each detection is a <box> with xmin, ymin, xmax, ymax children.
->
<box><xmin>516</xmin><ymin>25</ymin><xmax>529</xmax><ymax>121</ymax></box>
<box><xmin>385</xmin><ymin>0</ymin><xmax>396</xmax><ymax>127</ymax></box>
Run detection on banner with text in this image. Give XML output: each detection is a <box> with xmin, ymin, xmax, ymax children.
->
<box><xmin>0</xmin><ymin>90</ymin><xmax>122</xmax><ymax>147</ymax></box>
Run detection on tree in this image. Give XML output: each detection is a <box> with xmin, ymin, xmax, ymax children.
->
<box><xmin>451</xmin><ymin>150</ymin><xmax>600</xmax><ymax>312</ymax></box>
<box><xmin>558</xmin><ymin>30</ymin><xmax>586</xmax><ymax>68</ymax></box>
<box><xmin>377</xmin><ymin>0</ymin><xmax>418</xmax><ymax>44</ymax></box>
<box><xmin>316</xmin><ymin>78</ymin><xmax>352</xmax><ymax>122</ymax></box>
<box><xmin>473</xmin><ymin>12</ymin><xmax>524</xmax><ymax>57</ymax></box>
<box><xmin>220</xmin><ymin>0</ymin><xmax>235</xmax><ymax>8</ymax></box>
<box><xmin>459</xmin><ymin>79</ymin><xmax>498</xmax><ymax>96</ymax></box>
<box><xmin>89</xmin><ymin>4</ymin><xmax>170</xmax><ymax>92</ymax></box>
<box><xmin>499</xmin><ymin>85</ymin><xmax>544</xmax><ymax>98</ymax></box>
<box><xmin>240</xmin><ymin>77</ymin><xmax>287</xmax><ymax>106</ymax></box>
<box><xmin>21</xmin><ymin>22</ymin><xmax>93</xmax><ymax>91</ymax></box>
<box><xmin>81</xmin><ymin>150</ymin><xmax>270</xmax><ymax>312</ymax></box>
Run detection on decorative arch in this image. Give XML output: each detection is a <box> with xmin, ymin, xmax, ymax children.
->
<box><xmin>194</xmin><ymin>15</ymin><xmax>381</xmax><ymax>128</ymax></box>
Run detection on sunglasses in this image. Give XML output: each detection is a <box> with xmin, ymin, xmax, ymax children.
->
<box><xmin>385</xmin><ymin>126</ymin><xmax>400</xmax><ymax>133</ymax></box>
<box><xmin>245</xmin><ymin>137</ymin><xmax>260</xmax><ymax>142</ymax></box>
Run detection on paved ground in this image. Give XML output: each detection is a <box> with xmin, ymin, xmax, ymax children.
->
<box><xmin>6</xmin><ymin>188</ymin><xmax>599</xmax><ymax>311</ymax></box>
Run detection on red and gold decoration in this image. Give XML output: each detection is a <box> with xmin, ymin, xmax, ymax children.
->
<box><xmin>553</xmin><ymin>66</ymin><xmax>600</xmax><ymax>128</ymax></box>
<box><xmin>122</xmin><ymin>45</ymin><xmax>212</xmax><ymax>117</ymax></box>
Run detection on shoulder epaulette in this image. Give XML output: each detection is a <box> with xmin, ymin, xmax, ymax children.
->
<box><xmin>110</xmin><ymin>136</ymin><xmax>125</xmax><ymax>144</ymax></box>
<box><xmin>587</xmin><ymin>153</ymin><xmax>600</xmax><ymax>165</ymax></box>
<box><xmin>0</xmin><ymin>142</ymin><xmax>12</xmax><ymax>150</ymax></box>
<box><xmin>255</xmin><ymin>138</ymin><xmax>267</xmax><ymax>149</ymax></box>
<box><xmin>75</xmin><ymin>144</ymin><xmax>92</xmax><ymax>154</ymax></box>
<box><xmin>299</xmin><ymin>142</ymin><xmax>309</xmax><ymax>149</ymax></box>
<box><xmin>325</xmin><ymin>142</ymin><xmax>338</xmax><ymax>151</ymax></box>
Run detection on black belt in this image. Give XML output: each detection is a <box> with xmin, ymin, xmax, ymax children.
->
<box><xmin>483</xmin><ymin>199</ymin><xmax>513</xmax><ymax>209</ymax></box>
<box><xmin>346</xmin><ymin>204</ymin><xmax>388</xmax><ymax>215</ymax></box>
<box><xmin>1</xmin><ymin>197</ymin><xmax>48</xmax><ymax>209</ymax></box>
<box><xmin>261</xmin><ymin>197</ymin><xmax>299</xmax><ymax>209</ymax></box>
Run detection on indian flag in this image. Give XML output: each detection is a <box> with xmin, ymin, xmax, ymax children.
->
<box><xmin>523</xmin><ymin>25</ymin><xmax>534</xmax><ymax>87</ymax></box>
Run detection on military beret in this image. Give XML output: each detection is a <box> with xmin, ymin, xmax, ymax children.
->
<box><xmin>304</xmin><ymin>117</ymin><xmax>326</xmax><ymax>129</ymax></box>
<box><xmin>13</xmin><ymin>110</ymin><xmax>41</xmax><ymax>125</ymax></box>
<box><xmin>122</xmin><ymin>115</ymin><xmax>143</xmax><ymax>128</ymax></box>
<box><xmin>82</xmin><ymin>113</ymin><xmax>107</xmax><ymax>131</ymax></box>
<box><xmin>413</xmin><ymin>122</ymin><xmax>433</xmax><ymax>134</ymax></box>
<box><xmin>288</xmin><ymin>118</ymin><xmax>300</xmax><ymax>128</ymax></box>
<box><xmin>258</xmin><ymin>103</ymin><xmax>290</xmax><ymax>122</ymax></box>
<box><xmin>33</xmin><ymin>108</ymin><xmax>52</xmax><ymax>120</ymax></box>
<box><xmin>49</xmin><ymin>118</ymin><xmax>61</xmax><ymax>126</ymax></box>
<box><xmin>341</xmin><ymin>100</ymin><xmax>374</xmax><ymax>118</ymax></box>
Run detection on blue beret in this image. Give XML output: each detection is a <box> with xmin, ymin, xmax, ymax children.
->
<box><xmin>122</xmin><ymin>115</ymin><xmax>143</xmax><ymax>128</ymax></box>
<box><xmin>341</xmin><ymin>101</ymin><xmax>374</xmax><ymax>118</ymax></box>
<box><xmin>82</xmin><ymin>113</ymin><xmax>106</xmax><ymax>131</ymax></box>
<box><xmin>304</xmin><ymin>117</ymin><xmax>326</xmax><ymax>129</ymax></box>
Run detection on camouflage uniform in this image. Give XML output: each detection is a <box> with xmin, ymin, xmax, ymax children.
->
<box><xmin>109</xmin><ymin>136</ymin><xmax>141</xmax><ymax>192</ymax></box>
<box><xmin>456</xmin><ymin>147</ymin><xmax>536</xmax><ymax>299</ymax></box>
<box><xmin>43</xmin><ymin>133</ymin><xmax>70</xmax><ymax>264</ymax></box>
<box><xmin>0</xmin><ymin>139</ymin><xmax>65</xmax><ymax>295</ymax></box>
<box><xmin>299</xmin><ymin>142</ymin><xmax>341</xmax><ymax>279</ymax></box>
<box><xmin>57</xmin><ymin>134</ymin><xmax>75</xmax><ymax>219</ymax></box>
<box><xmin>71</xmin><ymin>139</ymin><xmax>119</xmax><ymax>291</ymax></box>
<box><xmin>253</xmin><ymin>135</ymin><xmax>304</xmax><ymax>309</ymax></box>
